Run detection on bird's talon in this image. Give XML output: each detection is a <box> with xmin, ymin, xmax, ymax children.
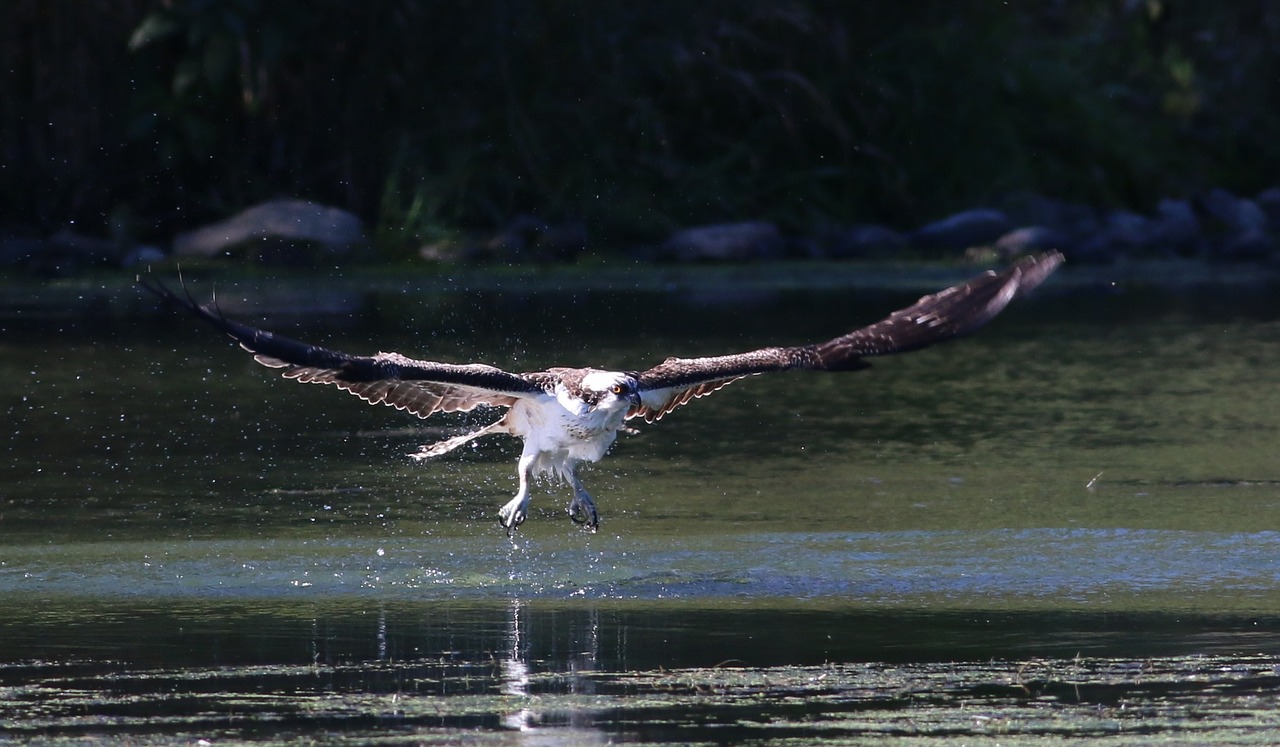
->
<box><xmin>499</xmin><ymin>508</ymin><xmax>526</xmax><ymax>538</ymax></box>
<box><xmin>567</xmin><ymin>499</ymin><xmax>599</xmax><ymax>531</ymax></box>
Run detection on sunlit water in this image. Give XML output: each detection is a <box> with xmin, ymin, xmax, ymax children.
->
<box><xmin>3</xmin><ymin>266</ymin><xmax>1280</xmax><ymax>743</ymax></box>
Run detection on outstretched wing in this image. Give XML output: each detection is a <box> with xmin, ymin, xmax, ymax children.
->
<box><xmin>139</xmin><ymin>276</ymin><xmax>546</xmax><ymax>417</ymax></box>
<box><xmin>631</xmin><ymin>251</ymin><xmax>1063</xmax><ymax>422</ymax></box>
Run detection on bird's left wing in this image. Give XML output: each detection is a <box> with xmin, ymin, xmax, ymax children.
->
<box><xmin>631</xmin><ymin>251</ymin><xmax>1062</xmax><ymax>422</ymax></box>
<box><xmin>139</xmin><ymin>276</ymin><xmax>546</xmax><ymax>417</ymax></box>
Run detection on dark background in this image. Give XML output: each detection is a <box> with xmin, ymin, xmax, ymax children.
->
<box><xmin>4</xmin><ymin>1</ymin><xmax>1279</xmax><ymax>258</ymax></box>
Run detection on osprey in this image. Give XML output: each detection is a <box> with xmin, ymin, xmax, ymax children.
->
<box><xmin>140</xmin><ymin>252</ymin><xmax>1061</xmax><ymax>535</ymax></box>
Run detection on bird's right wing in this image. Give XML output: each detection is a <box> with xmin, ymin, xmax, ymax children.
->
<box><xmin>630</xmin><ymin>251</ymin><xmax>1063</xmax><ymax>422</ymax></box>
<box><xmin>139</xmin><ymin>276</ymin><xmax>547</xmax><ymax>418</ymax></box>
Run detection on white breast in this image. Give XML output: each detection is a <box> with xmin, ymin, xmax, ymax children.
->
<box><xmin>506</xmin><ymin>387</ymin><xmax>629</xmax><ymax>480</ymax></box>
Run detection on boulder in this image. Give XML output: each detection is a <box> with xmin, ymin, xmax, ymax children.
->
<box><xmin>1197</xmin><ymin>188</ymin><xmax>1276</xmax><ymax>262</ymax></box>
<box><xmin>1213</xmin><ymin>229</ymin><xmax>1275</xmax><ymax>261</ymax></box>
<box><xmin>822</xmin><ymin>224</ymin><xmax>907</xmax><ymax>259</ymax></box>
<box><xmin>657</xmin><ymin>221</ymin><xmax>784</xmax><ymax>262</ymax></box>
<box><xmin>530</xmin><ymin>219</ymin><xmax>589</xmax><ymax>263</ymax></box>
<box><xmin>1198</xmin><ymin>188</ymin><xmax>1269</xmax><ymax>234</ymax></box>
<box><xmin>173</xmin><ymin>199</ymin><xmax>365</xmax><ymax>260</ymax></box>
<box><xmin>1255</xmin><ymin>187</ymin><xmax>1280</xmax><ymax>230</ymax></box>
<box><xmin>911</xmin><ymin>209</ymin><xmax>1011</xmax><ymax>251</ymax></box>
<box><xmin>999</xmin><ymin>194</ymin><xmax>1100</xmax><ymax>247</ymax></box>
<box><xmin>121</xmin><ymin>244</ymin><xmax>168</xmax><ymax>268</ymax></box>
<box><xmin>1104</xmin><ymin>210</ymin><xmax>1156</xmax><ymax>251</ymax></box>
<box><xmin>493</xmin><ymin>215</ymin><xmax>588</xmax><ymax>263</ymax></box>
<box><xmin>1150</xmin><ymin>198</ymin><xmax>1202</xmax><ymax>254</ymax></box>
<box><xmin>420</xmin><ymin>216</ymin><xmax>587</xmax><ymax>263</ymax></box>
<box><xmin>782</xmin><ymin>235</ymin><xmax>825</xmax><ymax>260</ymax></box>
<box><xmin>1064</xmin><ymin>211</ymin><xmax>1154</xmax><ymax>264</ymax></box>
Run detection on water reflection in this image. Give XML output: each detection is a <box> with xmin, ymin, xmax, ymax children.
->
<box><xmin>500</xmin><ymin>599</ymin><xmax>605</xmax><ymax>736</ymax></box>
<box><xmin>3</xmin><ymin>596</ymin><xmax>1280</xmax><ymax>742</ymax></box>
<box><xmin>501</xmin><ymin>599</ymin><xmax>536</xmax><ymax>730</ymax></box>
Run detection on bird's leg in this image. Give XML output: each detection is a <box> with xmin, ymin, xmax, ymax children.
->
<box><xmin>499</xmin><ymin>453</ymin><xmax>535</xmax><ymax>536</ymax></box>
<box><xmin>566</xmin><ymin>469</ymin><xmax>599</xmax><ymax>532</ymax></box>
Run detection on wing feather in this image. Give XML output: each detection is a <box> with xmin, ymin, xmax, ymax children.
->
<box><xmin>139</xmin><ymin>276</ymin><xmax>545</xmax><ymax>418</ymax></box>
<box><xmin>631</xmin><ymin>251</ymin><xmax>1062</xmax><ymax>422</ymax></box>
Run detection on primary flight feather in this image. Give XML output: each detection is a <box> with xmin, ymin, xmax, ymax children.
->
<box><xmin>140</xmin><ymin>252</ymin><xmax>1062</xmax><ymax>534</ymax></box>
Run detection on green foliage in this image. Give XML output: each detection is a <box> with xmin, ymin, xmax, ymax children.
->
<box><xmin>2</xmin><ymin>1</ymin><xmax>1279</xmax><ymax>254</ymax></box>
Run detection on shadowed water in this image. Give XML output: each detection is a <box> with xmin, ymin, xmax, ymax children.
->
<box><xmin>3</xmin><ymin>268</ymin><xmax>1280</xmax><ymax>743</ymax></box>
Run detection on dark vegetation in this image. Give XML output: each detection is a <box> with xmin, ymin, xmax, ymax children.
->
<box><xmin>3</xmin><ymin>1</ymin><xmax>1279</xmax><ymax>260</ymax></box>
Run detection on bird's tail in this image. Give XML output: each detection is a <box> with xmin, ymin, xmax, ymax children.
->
<box><xmin>408</xmin><ymin>419</ymin><xmax>506</xmax><ymax>461</ymax></box>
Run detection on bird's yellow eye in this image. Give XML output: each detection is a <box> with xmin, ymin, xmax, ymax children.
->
<box><xmin>611</xmin><ymin>384</ymin><xmax>624</xmax><ymax>394</ymax></box>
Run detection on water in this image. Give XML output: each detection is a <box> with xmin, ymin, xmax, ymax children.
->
<box><xmin>3</xmin><ymin>266</ymin><xmax>1280</xmax><ymax>743</ymax></box>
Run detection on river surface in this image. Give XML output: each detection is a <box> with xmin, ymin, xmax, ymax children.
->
<box><xmin>3</xmin><ymin>264</ymin><xmax>1280</xmax><ymax>744</ymax></box>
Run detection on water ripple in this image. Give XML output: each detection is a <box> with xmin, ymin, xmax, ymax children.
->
<box><xmin>4</xmin><ymin>528</ymin><xmax>1279</xmax><ymax>609</ymax></box>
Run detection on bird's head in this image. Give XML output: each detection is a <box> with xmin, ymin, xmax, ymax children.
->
<box><xmin>580</xmin><ymin>370</ymin><xmax>642</xmax><ymax>411</ymax></box>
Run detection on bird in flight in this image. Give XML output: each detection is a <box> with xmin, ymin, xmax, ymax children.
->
<box><xmin>140</xmin><ymin>252</ymin><xmax>1061</xmax><ymax>535</ymax></box>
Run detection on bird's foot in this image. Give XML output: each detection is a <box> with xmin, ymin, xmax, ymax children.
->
<box><xmin>567</xmin><ymin>493</ymin><xmax>599</xmax><ymax>532</ymax></box>
<box><xmin>498</xmin><ymin>495</ymin><xmax>528</xmax><ymax>537</ymax></box>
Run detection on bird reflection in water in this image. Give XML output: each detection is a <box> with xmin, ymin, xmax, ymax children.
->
<box><xmin>500</xmin><ymin>599</ymin><xmax>604</xmax><ymax>738</ymax></box>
